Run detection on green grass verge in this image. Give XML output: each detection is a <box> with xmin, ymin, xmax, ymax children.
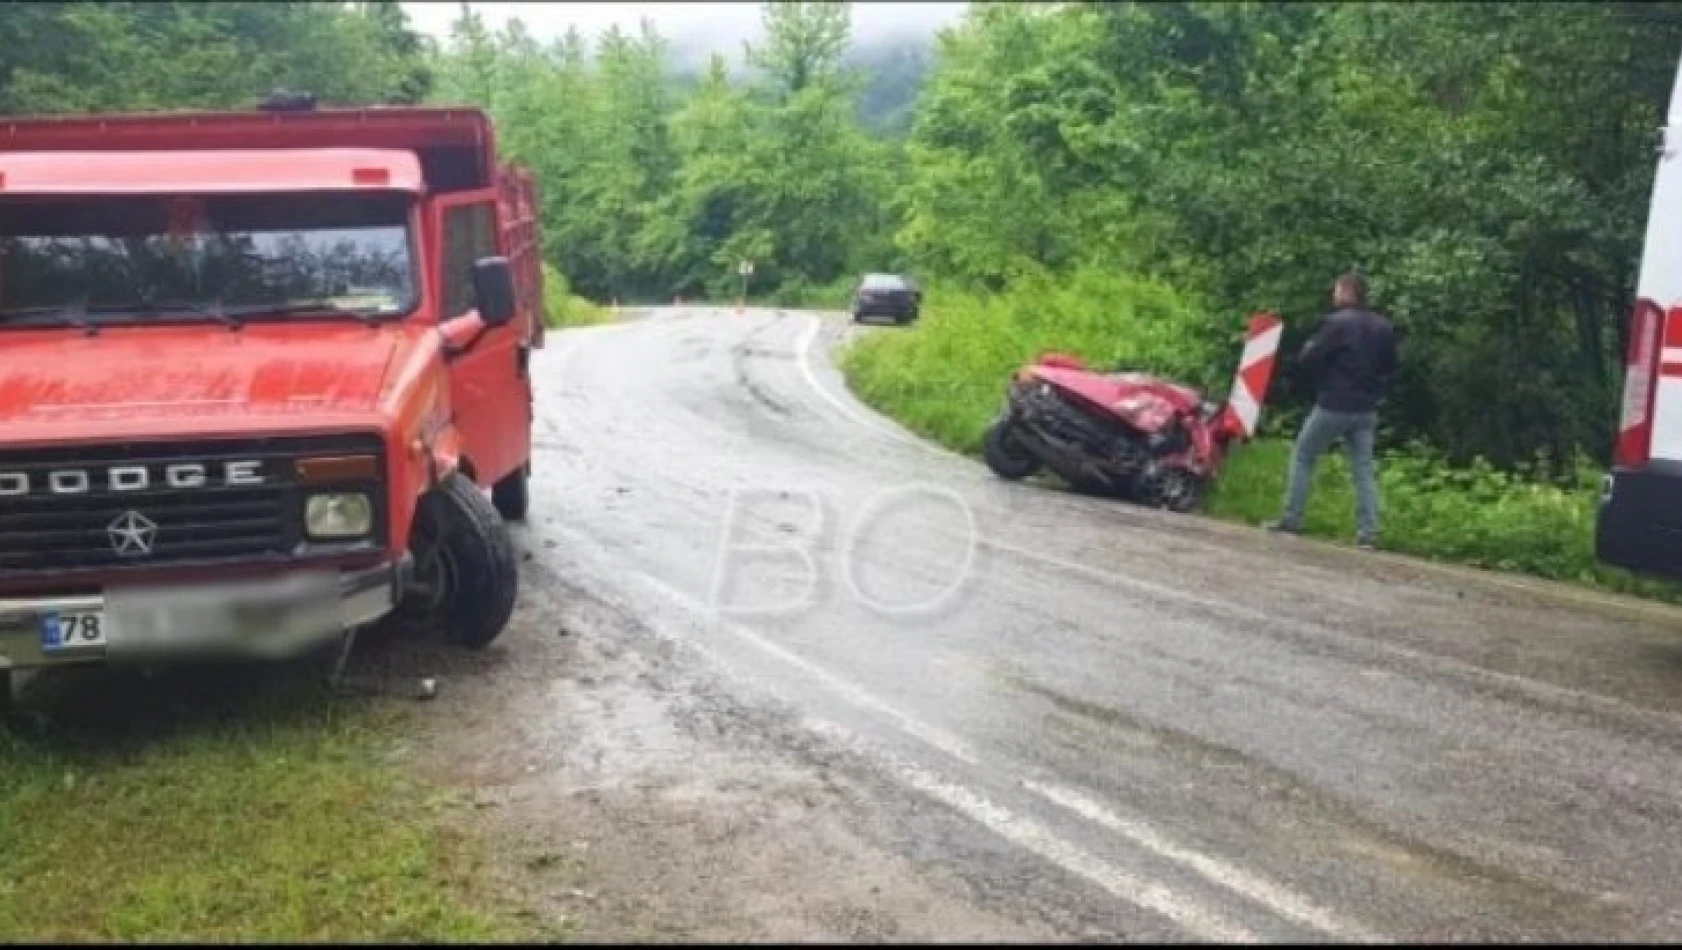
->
<box><xmin>0</xmin><ymin>667</ymin><xmax>557</xmax><ymax>942</ymax></box>
<box><xmin>543</xmin><ymin>263</ymin><xmax>610</xmax><ymax>328</ymax></box>
<box><xmin>752</xmin><ymin>274</ymin><xmax>861</xmax><ymax>312</ymax></box>
<box><xmin>840</xmin><ymin>272</ymin><xmax>1682</xmax><ymax>605</ymax></box>
<box><xmin>1205</xmin><ymin>440</ymin><xmax>1682</xmax><ymax>601</ymax></box>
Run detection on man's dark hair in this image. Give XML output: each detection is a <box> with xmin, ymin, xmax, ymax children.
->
<box><xmin>1334</xmin><ymin>270</ymin><xmax>1368</xmax><ymax>306</ymax></box>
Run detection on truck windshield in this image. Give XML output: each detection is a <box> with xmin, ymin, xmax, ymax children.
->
<box><xmin>0</xmin><ymin>191</ymin><xmax>417</xmax><ymax>326</ymax></box>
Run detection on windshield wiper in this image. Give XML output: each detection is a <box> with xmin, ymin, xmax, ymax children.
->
<box><xmin>183</xmin><ymin>297</ymin><xmax>243</xmax><ymax>331</ymax></box>
<box><xmin>1</xmin><ymin>298</ymin><xmax>384</xmax><ymax>333</ymax></box>
<box><xmin>224</xmin><ymin>301</ymin><xmax>381</xmax><ymax>327</ymax></box>
<box><xmin>113</xmin><ymin>298</ymin><xmax>385</xmax><ymax>329</ymax></box>
<box><xmin>0</xmin><ymin>297</ymin><xmax>99</xmax><ymax>336</ymax></box>
<box><xmin>89</xmin><ymin>298</ymin><xmax>245</xmax><ymax>331</ymax></box>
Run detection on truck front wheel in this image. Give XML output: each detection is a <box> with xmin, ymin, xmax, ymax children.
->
<box><xmin>400</xmin><ymin>474</ymin><xmax>519</xmax><ymax>649</ymax></box>
<box><xmin>492</xmin><ymin>464</ymin><xmax>530</xmax><ymax>522</ymax></box>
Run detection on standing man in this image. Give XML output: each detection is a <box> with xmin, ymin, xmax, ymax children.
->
<box><xmin>1266</xmin><ymin>271</ymin><xmax>1399</xmax><ymax>550</ymax></box>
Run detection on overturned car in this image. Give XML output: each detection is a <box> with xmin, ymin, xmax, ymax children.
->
<box><xmin>982</xmin><ymin>313</ymin><xmax>1283</xmax><ymax>512</ymax></box>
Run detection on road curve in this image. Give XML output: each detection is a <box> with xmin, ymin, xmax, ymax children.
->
<box><xmin>504</xmin><ymin>306</ymin><xmax>1682</xmax><ymax>941</ymax></box>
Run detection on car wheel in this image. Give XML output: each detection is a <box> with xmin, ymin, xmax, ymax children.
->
<box><xmin>983</xmin><ymin>418</ymin><xmax>1043</xmax><ymax>479</ymax></box>
<box><xmin>491</xmin><ymin>464</ymin><xmax>530</xmax><ymax>522</ymax></box>
<box><xmin>1137</xmin><ymin>467</ymin><xmax>1206</xmax><ymax>513</ymax></box>
<box><xmin>398</xmin><ymin>473</ymin><xmax>519</xmax><ymax>650</ymax></box>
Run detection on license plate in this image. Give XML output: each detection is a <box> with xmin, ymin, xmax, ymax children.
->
<box><xmin>40</xmin><ymin>609</ymin><xmax>107</xmax><ymax>652</ymax></box>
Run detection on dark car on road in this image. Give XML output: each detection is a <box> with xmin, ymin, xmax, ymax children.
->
<box><xmin>851</xmin><ymin>273</ymin><xmax>922</xmax><ymax>325</ymax></box>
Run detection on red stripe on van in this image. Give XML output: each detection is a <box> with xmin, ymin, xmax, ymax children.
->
<box><xmin>1665</xmin><ymin>306</ymin><xmax>1682</xmax><ymax>348</ymax></box>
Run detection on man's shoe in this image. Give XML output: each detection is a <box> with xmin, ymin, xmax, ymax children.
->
<box><xmin>1357</xmin><ymin>536</ymin><xmax>1378</xmax><ymax>551</ymax></box>
<box><xmin>1263</xmin><ymin>520</ymin><xmax>1300</xmax><ymax>535</ymax></box>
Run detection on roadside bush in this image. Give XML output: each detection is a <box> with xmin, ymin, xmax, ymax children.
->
<box><xmin>1206</xmin><ymin>441</ymin><xmax>1682</xmax><ymax>599</ymax></box>
<box><xmin>757</xmin><ymin>274</ymin><xmax>859</xmax><ymax>312</ymax></box>
<box><xmin>541</xmin><ymin>263</ymin><xmax>609</xmax><ymax>329</ymax></box>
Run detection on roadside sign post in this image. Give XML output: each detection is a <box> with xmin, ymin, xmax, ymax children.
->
<box><xmin>737</xmin><ymin>260</ymin><xmax>753</xmax><ymax>311</ymax></box>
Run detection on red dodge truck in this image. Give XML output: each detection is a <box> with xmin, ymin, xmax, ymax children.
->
<box><xmin>0</xmin><ymin>95</ymin><xmax>544</xmax><ymax>703</ymax></box>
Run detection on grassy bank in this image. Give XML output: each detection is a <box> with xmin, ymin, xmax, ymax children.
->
<box><xmin>754</xmin><ymin>274</ymin><xmax>861</xmax><ymax>312</ymax></box>
<box><xmin>543</xmin><ymin>264</ymin><xmax>610</xmax><ymax>328</ymax></box>
<box><xmin>0</xmin><ymin>669</ymin><xmax>552</xmax><ymax>942</ymax></box>
<box><xmin>840</xmin><ymin>269</ymin><xmax>1682</xmax><ymax>605</ymax></box>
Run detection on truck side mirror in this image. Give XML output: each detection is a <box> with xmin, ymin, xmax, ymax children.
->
<box><xmin>471</xmin><ymin>256</ymin><xmax>517</xmax><ymax>329</ymax></box>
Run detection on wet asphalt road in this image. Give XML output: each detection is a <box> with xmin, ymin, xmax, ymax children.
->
<box><xmin>510</xmin><ymin>306</ymin><xmax>1682</xmax><ymax>941</ymax></box>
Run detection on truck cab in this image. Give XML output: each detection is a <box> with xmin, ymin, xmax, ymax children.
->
<box><xmin>0</xmin><ymin>99</ymin><xmax>543</xmax><ymax>700</ymax></box>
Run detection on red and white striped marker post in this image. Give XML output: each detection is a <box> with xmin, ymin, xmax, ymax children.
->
<box><xmin>1221</xmin><ymin>312</ymin><xmax>1284</xmax><ymax>441</ymax></box>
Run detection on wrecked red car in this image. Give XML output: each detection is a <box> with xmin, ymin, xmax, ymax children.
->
<box><xmin>982</xmin><ymin>313</ymin><xmax>1283</xmax><ymax>511</ymax></box>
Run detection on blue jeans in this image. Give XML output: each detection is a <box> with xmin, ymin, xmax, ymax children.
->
<box><xmin>1279</xmin><ymin>406</ymin><xmax>1379</xmax><ymax>541</ymax></box>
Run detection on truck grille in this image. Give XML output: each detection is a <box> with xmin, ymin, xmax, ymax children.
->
<box><xmin>0</xmin><ymin>434</ymin><xmax>385</xmax><ymax>579</ymax></box>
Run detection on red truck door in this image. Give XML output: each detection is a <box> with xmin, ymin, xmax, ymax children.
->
<box><xmin>431</xmin><ymin>188</ymin><xmax>533</xmax><ymax>487</ymax></box>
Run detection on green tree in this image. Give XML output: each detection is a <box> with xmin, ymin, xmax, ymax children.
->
<box><xmin>0</xmin><ymin>1</ymin><xmax>433</xmax><ymax>114</ymax></box>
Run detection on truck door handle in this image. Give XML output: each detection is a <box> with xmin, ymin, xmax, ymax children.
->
<box><xmin>517</xmin><ymin>342</ymin><xmax>531</xmax><ymax>377</ymax></box>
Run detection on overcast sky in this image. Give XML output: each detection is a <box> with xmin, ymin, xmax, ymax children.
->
<box><xmin>401</xmin><ymin>2</ymin><xmax>969</xmax><ymax>59</ymax></box>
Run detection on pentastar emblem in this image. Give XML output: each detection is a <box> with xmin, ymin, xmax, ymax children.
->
<box><xmin>108</xmin><ymin>510</ymin><xmax>159</xmax><ymax>557</ymax></box>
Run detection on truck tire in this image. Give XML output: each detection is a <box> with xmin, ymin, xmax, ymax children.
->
<box><xmin>405</xmin><ymin>474</ymin><xmax>519</xmax><ymax>650</ymax></box>
<box><xmin>0</xmin><ymin>669</ymin><xmax>12</xmax><ymax>715</ymax></box>
<box><xmin>492</xmin><ymin>464</ymin><xmax>530</xmax><ymax>522</ymax></box>
<box><xmin>983</xmin><ymin>418</ymin><xmax>1043</xmax><ymax>479</ymax></box>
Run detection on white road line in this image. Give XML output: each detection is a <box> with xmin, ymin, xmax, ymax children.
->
<box><xmin>605</xmin><ymin>551</ymin><xmax>1373</xmax><ymax>942</ymax></box>
<box><xmin>1026</xmin><ymin>779</ymin><xmax>1383</xmax><ymax>942</ymax></box>
<box><xmin>791</xmin><ymin>312</ymin><xmax>936</xmax><ymax>451</ymax></box>
<box><xmin>799</xmin><ymin>719</ymin><xmax>1261</xmax><ymax>943</ymax></box>
<box><xmin>638</xmin><ymin>571</ymin><xmax>982</xmax><ymax>767</ymax></box>
<box><xmin>629</xmin><ymin>574</ymin><xmax>1257</xmax><ymax>941</ymax></box>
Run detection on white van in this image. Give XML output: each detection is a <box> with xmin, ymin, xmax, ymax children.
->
<box><xmin>1597</xmin><ymin>55</ymin><xmax>1682</xmax><ymax>578</ymax></box>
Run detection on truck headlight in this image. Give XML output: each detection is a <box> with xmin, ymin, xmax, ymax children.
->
<box><xmin>305</xmin><ymin>493</ymin><xmax>373</xmax><ymax>539</ymax></box>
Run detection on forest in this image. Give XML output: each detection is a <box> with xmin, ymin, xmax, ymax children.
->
<box><xmin>415</xmin><ymin>0</ymin><xmax>1682</xmax><ymax>469</ymax></box>
<box><xmin>5</xmin><ymin>0</ymin><xmax>1682</xmax><ymax>592</ymax></box>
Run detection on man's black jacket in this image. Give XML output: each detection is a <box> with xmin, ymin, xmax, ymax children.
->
<box><xmin>1296</xmin><ymin>307</ymin><xmax>1399</xmax><ymax>414</ymax></box>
